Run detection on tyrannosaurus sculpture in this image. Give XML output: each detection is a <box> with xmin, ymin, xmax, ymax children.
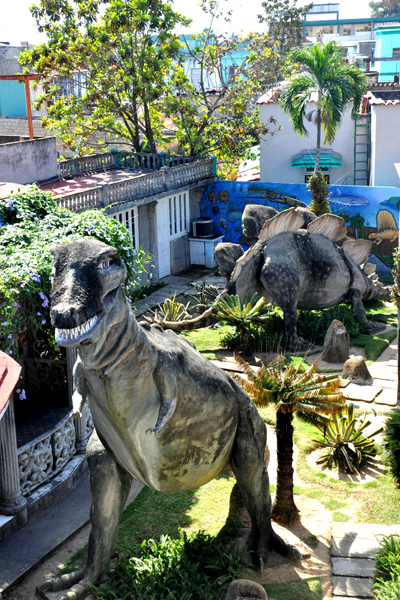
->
<box><xmin>42</xmin><ymin>238</ymin><xmax>296</xmax><ymax>600</ymax></box>
<box><xmin>158</xmin><ymin>208</ymin><xmax>389</xmax><ymax>348</ymax></box>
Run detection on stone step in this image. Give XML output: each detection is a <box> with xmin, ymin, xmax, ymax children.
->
<box><xmin>332</xmin><ymin>557</ymin><xmax>376</xmax><ymax>578</ymax></box>
<box><xmin>332</xmin><ymin>576</ymin><xmax>373</xmax><ymax>598</ymax></box>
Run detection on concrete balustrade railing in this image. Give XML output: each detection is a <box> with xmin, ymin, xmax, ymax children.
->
<box><xmin>57</xmin><ymin>151</ymin><xmax>205</xmax><ymax>180</ymax></box>
<box><xmin>56</xmin><ymin>156</ymin><xmax>214</xmax><ymax>212</ymax></box>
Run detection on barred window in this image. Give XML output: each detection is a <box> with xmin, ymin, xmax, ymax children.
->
<box><xmin>168</xmin><ymin>191</ymin><xmax>188</xmax><ymax>239</ymax></box>
<box><xmin>112</xmin><ymin>207</ymin><xmax>138</xmax><ymax>249</ymax></box>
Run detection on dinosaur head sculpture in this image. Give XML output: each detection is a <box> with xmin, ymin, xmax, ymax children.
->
<box><xmin>50</xmin><ymin>238</ymin><xmax>127</xmax><ymax>347</ymax></box>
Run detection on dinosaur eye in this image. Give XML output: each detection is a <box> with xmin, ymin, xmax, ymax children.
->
<box><xmin>98</xmin><ymin>260</ymin><xmax>111</xmax><ymax>270</ymax></box>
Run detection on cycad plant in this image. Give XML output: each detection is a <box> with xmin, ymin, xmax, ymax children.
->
<box><xmin>150</xmin><ymin>293</ymin><xmax>191</xmax><ymax>322</ymax></box>
<box><xmin>234</xmin><ymin>355</ymin><xmax>345</xmax><ymax>523</ymax></box>
<box><xmin>215</xmin><ymin>293</ymin><xmax>273</xmax><ymax>354</ymax></box>
<box><xmin>315</xmin><ymin>402</ymin><xmax>383</xmax><ymax>473</ymax></box>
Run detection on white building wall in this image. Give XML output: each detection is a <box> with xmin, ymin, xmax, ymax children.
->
<box><xmin>370</xmin><ymin>104</ymin><xmax>400</xmax><ymax>187</ymax></box>
<box><xmin>259</xmin><ymin>101</ymin><xmax>355</xmax><ymax>185</ymax></box>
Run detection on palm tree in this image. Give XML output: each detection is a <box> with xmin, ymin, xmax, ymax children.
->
<box><xmin>280</xmin><ymin>41</ymin><xmax>367</xmax><ymax>173</ymax></box>
<box><xmin>234</xmin><ymin>355</ymin><xmax>345</xmax><ymax>524</ymax></box>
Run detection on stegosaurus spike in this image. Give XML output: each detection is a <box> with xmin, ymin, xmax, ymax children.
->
<box><xmin>258</xmin><ymin>207</ymin><xmax>305</xmax><ymax>243</ymax></box>
<box><xmin>306</xmin><ymin>213</ymin><xmax>347</xmax><ymax>242</ymax></box>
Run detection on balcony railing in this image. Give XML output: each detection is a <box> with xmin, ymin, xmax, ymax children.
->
<box><xmin>57</xmin><ymin>151</ymin><xmax>204</xmax><ymax>179</ymax></box>
<box><xmin>56</xmin><ymin>157</ymin><xmax>215</xmax><ymax>212</ymax></box>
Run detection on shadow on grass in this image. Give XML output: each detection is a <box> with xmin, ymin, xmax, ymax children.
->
<box><xmin>61</xmin><ymin>470</ymin><xmax>243</xmax><ymax>575</ymax></box>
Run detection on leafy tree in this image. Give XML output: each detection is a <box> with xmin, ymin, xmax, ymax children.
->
<box><xmin>19</xmin><ymin>0</ymin><xmax>190</xmax><ymax>155</ymax></box>
<box><xmin>280</xmin><ymin>41</ymin><xmax>367</xmax><ymax>173</ymax></box>
<box><xmin>234</xmin><ymin>355</ymin><xmax>344</xmax><ymax>524</ymax></box>
<box><xmin>369</xmin><ymin>0</ymin><xmax>400</xmax><ymax>18</ymax></box>
<box><xmin>258</xmin><ymin>0</ymin><xmax>312</xmax><ymax>84</ymax></box>
<box><xmin>163</xmin><ymin>0</ymin><xmax>310</xmax><ymax>177</ymax></box>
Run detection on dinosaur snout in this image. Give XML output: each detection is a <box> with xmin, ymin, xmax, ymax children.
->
<box><xmin>51</xmin><ymin>302</ymin><xmax>82</xmax><ymax>329</ymax></box>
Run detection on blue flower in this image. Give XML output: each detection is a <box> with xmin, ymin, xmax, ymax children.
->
<box><xmin>16</xmin><ymin>389</ymin><xmax>21</xmax><ymax>394</ymax></box>
<box><xmin>37</xmin><ymin>311</ymin><xmax>41</xmax><ymax>316</ymax></box>
<box><xmin>39</xmin><ymin>291</ymin><xmax>46</xmax><ymax>299</ymax></box>
<box><xmin>8</xmin><ymin>350</ymin><xmax>12</xmax><ymax>355</ymax></box>
<box><xmin>42</xmin><ymin>299</ymin><xmax>49</xmax><ymax>307</ymax></box>
<box><xmin>7</xmin><ymin>200</ymin><xmax>14</xmax><ymax>210</ymax></box>
<box><xmin>7</xmin><ymin>334</ymin><xmax>12</xmax><ymax>339</ymax></box>
<box><xmin>12</xmin><ymin>302</ymin><xmax>17</xmax><ymax>307</ymax></box>
<box><xmin>19</xmin><ymin>390</ymin><xmax>26</xmax><ymax>400</ymax></box>
<box><xmin>41</xmin><ymin>319</ymin><xmax>46</xmax><ymax>325</ymax></box>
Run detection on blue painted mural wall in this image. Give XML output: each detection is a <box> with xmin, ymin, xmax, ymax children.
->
<box><xmin>201</xmin><ymin>180</ymin><xmax>400</xmax><ymax>279</ymax></box>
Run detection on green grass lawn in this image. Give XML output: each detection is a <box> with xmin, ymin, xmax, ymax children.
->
<box><xmin>182</xmin><ymin>324</ymin><xmax>231</xmax><ymax>360</ymax></box>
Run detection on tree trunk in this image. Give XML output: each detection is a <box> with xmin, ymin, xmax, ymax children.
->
<box><xmin>271</xmin><ymin>409</ymin><xmax>300</xmax><ymax>524</ymax></box>
<box><xmin>315</xmin><ymin>92</ymin><xmax>322</xmax><ymax>174</ymax></box>
<box><xmin>143</xmin><ymin>102</ymin><xmax>157</xmax><ymax>153</ymax></box>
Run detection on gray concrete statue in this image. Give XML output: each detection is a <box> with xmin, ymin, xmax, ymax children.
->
<box><xmin>160</xmin><ymin>209</ymin><xmax>390</xmax><ymax>348</ymax></box>
<box><xmin>41</xmin><ymin>238</ymin><xmax>295</xmax><ymax>600</ymax></box>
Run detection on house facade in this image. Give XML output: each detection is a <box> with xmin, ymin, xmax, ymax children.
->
<box><xmin>258</xmin><ymin>84</ymin><xmax>400</xmax><ymax>189</ymax></box>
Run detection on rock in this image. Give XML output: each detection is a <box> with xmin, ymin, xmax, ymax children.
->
<box><xmin>214</xmin><ymin>242</ymin><xmax>244</xmax><ymax>279</ymax></box>
<box><xmin>342</xmin><ymin>356</ymin><xmax>373</xmax><ymax>385</ymax></box>
<box><xmin>226</xmin><ymin>579</ymin><xmax>268</xmax><ymax>600</ymax></box>
<box><xmin>321</xmin><ymin>320</ymin><xmax>350</xmax><ymax>363</ymax></box>
<box><xmin>242</xmin><ymin>204</ymin><xmax>278</xmax><ymax>242</ymax></box>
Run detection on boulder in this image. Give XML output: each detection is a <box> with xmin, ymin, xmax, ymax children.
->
<box><xmin>226</xmin><ymin>579</ymin><xmax>268</xmax><ymax>600</ymax></box>
<box><xmin>242</xmin><ymin>204</ymin><xmax>278</xmax><ymax>242</ymax></box>
<box><xmin>342</xmin><ymin>355</ymin><xmax>373</xmax><ymax>385</ymax></box>
<box><xmin>321</xmin><ymin>320</ymin><xmax>350</xmax><ymax>363</ymax></box>
<box><xmin>214</xmin><ymin>242</ymin><xmax>244</xmax><ymax>279</ymax></box>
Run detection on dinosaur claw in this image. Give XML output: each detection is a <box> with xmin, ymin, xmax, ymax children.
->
<box><xmin>146</xmin><ymin>427</ymin><xmax>158</xmax><ymax>435</ymax></box>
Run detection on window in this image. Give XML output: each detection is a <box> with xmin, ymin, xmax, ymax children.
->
<box><xmin>393</xmin><ymin>48</ymin><xmax>400</xmax><ymax>59</ymax></box>
<box><xmin>112</xmin><ymin>207</ymin><xmax>138</xmax><ymax>249</ymax></box>
<box><xmin>305</xmin><ymin>173</ymin><xmax>330</xmax><ymax>184</ymax></box>
<box><xmin>305</xmin><ymin>167</ymin><xmax>330</xmax><ymax>184</ymax></box>
<box><xmin>228</xmin><ymin>64</ymin><xmax>237</xmax><ymax>79</ymax></box>
<box><xmin>168</xmin><ymin>191</ymin><xmax>189</xmax><ymax>239</ymax></box>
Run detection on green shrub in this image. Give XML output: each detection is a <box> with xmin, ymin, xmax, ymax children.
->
<box><xmin>297</xmin><ymin>304</ymin><xmax>369</xmax><ymax>345</ymax></box>
<box><xmin>374</xmin><ymin>535</ymin><xmax>400</xmax><ymax>599</ymax></box>
<box><xmin>92</xmin><ymin>531</ymin><xmax>243</xmax><ymax>600</ymax></box>
<box><xmin>382</xmin><ymin>408</ymin><xmax>400</xmax><ymax>486</ymax></box>
<box><xmin>0</xmin><ymin>185</ymin><xmax>151</xmax><ymax>363</ymax></box>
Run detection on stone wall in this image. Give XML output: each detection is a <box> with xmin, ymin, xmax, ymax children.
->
<box><xmin>0</xmin><ymin>118</ymin><xmax>52</xmax><ymax>140</ymax></box>
<box><xmin>0</xmin><ymin>136</ymin><xmax>58</xmax><ymax>184</ymax></box>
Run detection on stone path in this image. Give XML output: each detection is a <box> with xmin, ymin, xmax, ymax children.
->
<box><xmin>331</xmin><ymin>523</ymin><xmax>400</xmax><ymax>599</ymax></box>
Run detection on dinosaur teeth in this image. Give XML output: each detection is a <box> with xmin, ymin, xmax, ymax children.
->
<box><xmin>56</xmin><ymin>315</ymin><xmax>99</xmax><ymax>341</ymax></box>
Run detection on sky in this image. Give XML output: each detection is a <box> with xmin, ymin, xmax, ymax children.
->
<box><xmin>2</xmin><ymin>0</ymin><xmax>373</xmax><ymax>46</ymax></box>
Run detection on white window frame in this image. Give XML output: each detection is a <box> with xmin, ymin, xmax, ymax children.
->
<box><xmin>112</xmin><ymin>206</ymin><xmax>139</xmax><ymax>249</ymax></box>
<box><xmin>168</xmin><ymin>190</ymin><xmax>189</xmax><ymax>240</ymax></box>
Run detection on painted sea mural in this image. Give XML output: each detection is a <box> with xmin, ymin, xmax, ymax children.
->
<box><xmin>200</xmin><ymin>181</ymin><xmax>400</xmax><ymax>281</ymax></box>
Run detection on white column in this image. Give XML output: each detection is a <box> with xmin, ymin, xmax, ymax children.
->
<box><xmin>0</xmin><ymin>397</ymin><xmax>27</xmax><ymax>515</ymax></box>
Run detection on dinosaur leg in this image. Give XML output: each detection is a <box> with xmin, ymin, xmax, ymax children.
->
<box><xmin>229</xmin><ymin>396</ymin><xmax>299</xmax><ymax>569</ymax></box>
<box><xmin>39</xmin><ymin>431</ymin><xmax>132</xmax><ymax>600</ymax></box>
<box><xmin>348</xmin><ymin>288</ymin><xmax>368</xmax><ymax>324</ymax></box>
<box><xmin>260</xmin><ymin>264</ymin><xmax>305</xmax><ymax>349</ymax></box>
